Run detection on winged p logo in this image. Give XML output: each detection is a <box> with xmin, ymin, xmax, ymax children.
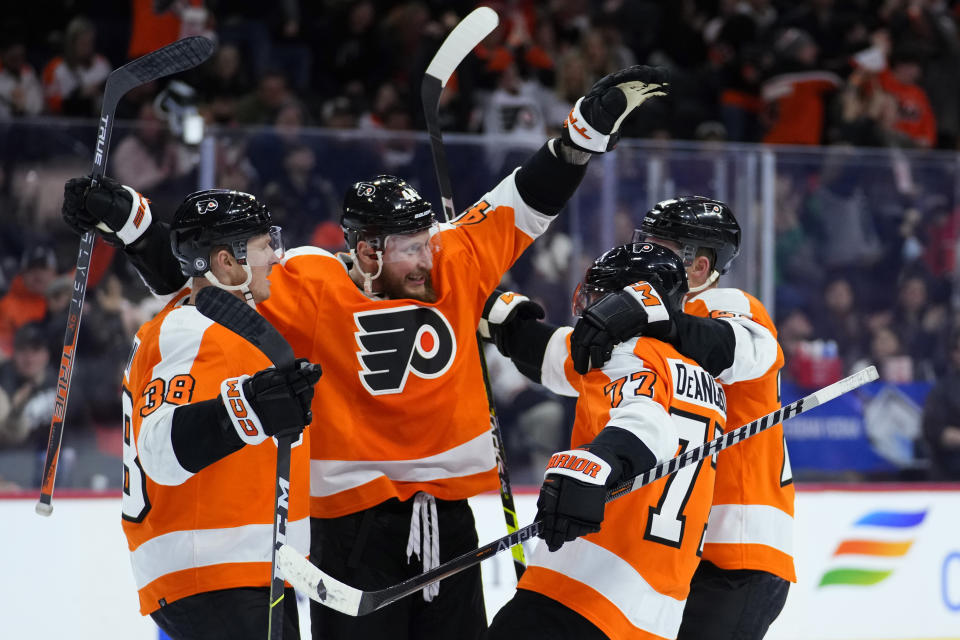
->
<box><xmin>354</xmin><ymin>305</ymin><xmax>456</xmax><ymax>395</ymax></box>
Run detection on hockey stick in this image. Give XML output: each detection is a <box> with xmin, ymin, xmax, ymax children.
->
<box><xmin>36</xmin><ymin>36</ymin><xmax>215</xmax><ymax>517</ymax></box>
<box><xmin>422</xmin><ymin>6</ymin><xmax>498</xmax><ymax>220</ymax></box>
<box><xmin>421</xmin><ymin>6</ymin><xmax>530</xmax><ymax>581</ymax></box>
<box><xmin>193</xmin><ymin>285</ymin><xmax>297</xmax><ymax>640</ymax></box>
<box><xmin>278</xmin><ymin>366</ymin><xmax>878</xmax><ymax>616</ymax></box>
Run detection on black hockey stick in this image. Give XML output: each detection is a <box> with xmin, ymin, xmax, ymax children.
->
<box><xmin>193</xmin><ymin>286</ymin><xmax>298</xmax><ymax>640</ymax></box>
<box><xmin>420</xmin><ymin>7</ymin><xmax>530</xmax><ymax>580</ymax></box>
<box><xmin>36</xmin><ymin>36</ymin><xmax>215</xmax><ymax>517</ymax></box>
<box><xmin>278</xmin><ymin>366</ymin><xmax>878</xmax><ymax>616</ymax></box>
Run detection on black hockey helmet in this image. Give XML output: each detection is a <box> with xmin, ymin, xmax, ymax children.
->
<box><xmin>171</xmin><ymin>189</ymin><xmax>280</xmax><ymax>277</ymax></box>
<box><xmin>341</xmin><ymin>175</ymin><xmax>436</xmax><ymax>250</ymax></box>
<box><xmin>633</xmin><ymin>196</ymin><xmax>741</xmax><ymax>274</ymax></box>
<box><xmin>574</xmin><ymin>242</ymin><xmax>689</xmax><ymax>315</ymax></box>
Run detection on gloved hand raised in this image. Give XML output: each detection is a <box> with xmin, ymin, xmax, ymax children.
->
<box><xmin>221</xmin><ymin>359</ymin><xmax>322</xmax><ymax>445</ymax></box>
<box><xmin>571</xmin><ymin>280</ymin><xmax>677</xmax><ymax>375</ymax></box>
<box><xmin>536</xmin><ymin>444</ymin><xmax>623</xmax><ymax>552</ymax></box>
<box><xmin>562</xmin><ymin>65</ymin><xmax>669</xmax><ymax>154</ymax></box>
<box><xmin>62</xmin><ymin>175</ymin><xmax>153</xmax><ymax>248</ymax></box>
<box><xmin>478</xmin><ymin>290</ymin><xmax>545</xmax><ymax>359</ymax></box>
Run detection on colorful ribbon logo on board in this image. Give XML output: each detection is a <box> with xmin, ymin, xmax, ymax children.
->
<box><xmin>819</xmin><ymin>509</ymin><xmax>927</xmax><ymax>587</ymax></box>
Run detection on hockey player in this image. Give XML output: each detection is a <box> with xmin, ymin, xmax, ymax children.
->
<box><xmin>481</xmin><ymin>243</ymin><xmax>728</xmax><ymax>640</ymax></box>
<box><xmin>120</xmin><ymin>189</ymin><xmax>321</xmax><ymax>639</ymax></box>
<box><xmin>568</xmin><ymin>197</ymin><xmax>793</xmax><ymax>639</ymax></box>
<box><xmin>61</xmin><ymin>65</ymin><xmax>670</xmax><ymax>639</ymax></box>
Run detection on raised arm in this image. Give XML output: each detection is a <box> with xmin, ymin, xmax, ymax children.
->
<box><xmin>62</xmin><ymin>175</ymin><xmax>188</xmax><ymax>294</ymax></box>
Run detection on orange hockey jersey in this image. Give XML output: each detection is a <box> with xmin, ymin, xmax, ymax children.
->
<box><xmin>522</xmin><ymin>330</ymin><xmax>727</xmax><ymax>640</ymax></box>
<box><xmin>121</xmin><ymin>294</ymin><xmax>311</xmax><ymax>614</ymax></box>
<box><xmin>256</xmin><ymin>171</ymin><xmax>555</xmax><ymax>518</ymax></box>
<box><xmin>685</xmin><ymin>287</ymin><xmax>795</xmax><ymax>582</ymax></box>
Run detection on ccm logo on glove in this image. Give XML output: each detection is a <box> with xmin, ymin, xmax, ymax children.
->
<box><xmin>220</xmin><ymin>374</ymin><xmax>266</xmax><ymax>444</ymax></box>
<box><xmin>545</xmin><ymin>449</ymin><xmax>612</xmax><ymax>485</ymax></box>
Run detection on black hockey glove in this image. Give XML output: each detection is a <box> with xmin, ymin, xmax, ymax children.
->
<box><xmin>571</xmin><ymin>281</ymin><xmax>677</xmax><ymax>374</ymax></box>
<box><xmin>562</xmin><ymin>65</ymin><xmax>669</xmax><ymax>154</ymax></box>
<box><xmin>537</xmin><ymin>427</ymin><xmax>657</xmax><ymax>552</ymax></box>
<box><xmin>62</xmin><ymin>175</ymin><xmax>153</xmax><ymax>248</ymax></box>
<box><xmin>478</xmin><ymin>290</ymin><xmax>545</xmax><ymax>359</ymax></box>
<box><xmin>220</xmin><ymin>359</ymin><xmax>322</xmax><ymax>444</ymax></box>
<box><xmin>536</xmin><ymin>443</ymin><xmax>623</xmax><ymax>552</ymax></box>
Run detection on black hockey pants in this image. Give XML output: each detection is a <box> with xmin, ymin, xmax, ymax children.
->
<box><xmin>310</xmin><ymin>496</ymin><xmax>487</xmax><ymax>640</ymax></box>
<box><xmin>676</xmin><ymin>560</ymin><xmax>790</xmax><ymax>640</ymax></box>
<box><xmin>150</xmin><ymin>586</ymin><xmax>300</xmax><ymax>640</ymax></box>
<box><xmin>485</xmin><ymin>588</ymin><xmax>609</xmax><ymax>640</ymax></box>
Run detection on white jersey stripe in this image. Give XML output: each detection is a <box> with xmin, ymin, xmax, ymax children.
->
<box><xmin>603</xmin><ymin>339</ymin><xmax>678</xmax><ymax>463</ymax></box>
<box><xmin>137</xmin><ymin>307</ymin><xmax>215</xmax><ymax>486</ymax></box>
<box><xmin>704</xmin><ymin>503</ymin><xmax>794</xmax><ymax>555</ymax></box>
<box><xmin>540</xmin><ymin>327</ymin><xmax>577</xmax><ymax>397</ymax></box>
<box><xmin>310</xmin><ymin>430</ymin><xmax>497</xmax><ymax>498</ymax></box>
<box><xmin>130</xmin><ymin>517</ymin><xmax>310</xmax><ymax>590</ymax></box>
<box><xmin>528</xmin><ymin>537</ymin><xmax>686</xmax><ymax>638</ymax></box>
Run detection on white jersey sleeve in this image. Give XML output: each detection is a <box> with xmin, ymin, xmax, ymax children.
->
<box><xmin>687</xmin><ymin>288</ymin><xmax>780</xmax><ymax>385</ymax></box>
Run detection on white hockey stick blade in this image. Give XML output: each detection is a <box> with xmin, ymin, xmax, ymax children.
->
<box><xmin>813</xmin><ymin>364</ymin><xmax>877</xmax><ymax>404</ymax></box>
<box><xmin>277</xmin><ymin>545</ymin><xmax>363</xmax><ymax>616</ymax></box>
<box><xmin>424</xmin><ymin>7</ymin><xmax>498</xmax><ymax>85</ymax></box>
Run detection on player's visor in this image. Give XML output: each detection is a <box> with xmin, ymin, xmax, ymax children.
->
<box><xmin>243</xmin><ymin>226</ymin><xmax>284</xmax><ymax>267</ymax></box>
<box><xmin>381</xmin><ymin>222</ymin><xmax>441</xmax><ymax>265</ymax></box>
<box><xmin>572</xmin><ymin>282</ymin><xmax>608</xmax><ymax>317</ymax></box>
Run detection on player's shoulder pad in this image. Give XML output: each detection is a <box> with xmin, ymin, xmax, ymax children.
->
<box><xmin>691</xmin><ymin>287</ymin><xmax>752</xmax><ymax>315</ymax></box>
<box><xmin>281</xmin><ymin>245</ymin><xmax>338</xmax><ymax>265</ymax></box>
<box><xmin>602</xmin><ymin>337</ymin><xmax>666</xmax><ymax>380</ymax></box>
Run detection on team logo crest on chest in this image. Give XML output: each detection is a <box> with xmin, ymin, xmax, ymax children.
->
<box><xmin>354</xmin><ymin>305</ymin><xmax>457</xmax><ymax>395</ymax></box>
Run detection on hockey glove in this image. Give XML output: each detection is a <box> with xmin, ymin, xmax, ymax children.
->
<box><xmin>220</xmin><ymin>359</ymin><xmax>322</xmax><ymax>445</ymax></box>
<box><xmin>62</xmin><ymin>175</ymin><xmax>153</xmax><ymax>248</ymax></box>
<box><xmin>536</xmin><ymin>444</ymin><xmax>622</xmax><ymax>552</ymax></box>
<box><xmin>571</xmin><ymin>281</ymin><xmax>677</xmax><ymax>374</ymax></box>
<box><xmin>478</xmin><ymin>290</ymin><xmax>545</xmax><ymax>359</ymax></box>
<box><xmin>562</xmin><ymin>65</ymin><xmax>669</xmax><ymax>154</ymax></box>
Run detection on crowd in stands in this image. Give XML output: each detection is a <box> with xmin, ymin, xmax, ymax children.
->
<box><xmin>3</xmin><ymin>1</ymin><xmax>960</xmax><ymax>146</ymax></box>
<box><xmin>0</xmin><ymin>0</ymin><xmax>959</xmax><ymax>485</ymax></box>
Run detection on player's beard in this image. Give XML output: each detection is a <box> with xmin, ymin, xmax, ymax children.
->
<box><xmin>380</xmin><ymin>266</ymin><xmax>437</xmax><ymax>303</ymax></box>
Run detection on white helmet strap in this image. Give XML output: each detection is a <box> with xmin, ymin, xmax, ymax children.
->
<box><xmin>203</xmin><ymin>265</ymin><xmax>257</xmax><ymax>309</ymax></box>
<box><xmin>350</xmin><ymin>248</ymin><xmax>384</xmax><ymax>295</ymax></box>
<box><xmin>687</xmin><ymin>269</ymin><xmax>720</xmax><ymax>295</ymax></box>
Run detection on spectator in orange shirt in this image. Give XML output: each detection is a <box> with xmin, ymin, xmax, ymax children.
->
<box><xmin>0</xmin><ymin>246</ymin><xmax>56</xmax><ymax>358</ymax></box>
<box><xmin>878</xmin><ymin>47</ymin><xmax>937</xmax><ymax>148</ymax></box>
<box><xmin>762</xmin><ymin>28</ymin><xmax>841</xmax><ymax>145</ymax></box>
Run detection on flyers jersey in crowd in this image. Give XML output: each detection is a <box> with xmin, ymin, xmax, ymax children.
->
<box><xmin>256</xmin><ymin>170</ymin><xmax>554</xmax><ymax>518</ymax></box>
<box><xmin>120</xmin><ymin>294</ymin><xmax>311</xmax><ymax>614</ymax></box>
<box><xmin>685</xmin><ymin>287</ymin><xmax>795</xmax><ymax>582</ymax></box>
<box><xmin>523</xmin><ymin>331</ymin><xmax>727</xmax><ymax>640</ymax></box>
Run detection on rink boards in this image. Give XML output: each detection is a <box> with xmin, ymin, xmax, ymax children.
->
<box><xmin>1</xmin><ymin>486</ymin><xmax>958</xmax><ymax>639</ymax></box>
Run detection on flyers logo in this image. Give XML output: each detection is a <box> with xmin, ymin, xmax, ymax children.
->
<box><xmin>196</xmin><ymin>198</ymin><xmax>219</xmax><ymax>214</ymax></box>
<box><xmin>357</xmin><ymin>183</ymin><xmax>376</xmax><ymax>197</ymax></box>
<box><xmin>354</xmin><ymin>305</ymin><xmax>457</xmax><ymax>395</ymax></box>
<box><xmin>453</xmin><ymin>200</ymin><xmax>490</xmax><ymax>226</ymax></box>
